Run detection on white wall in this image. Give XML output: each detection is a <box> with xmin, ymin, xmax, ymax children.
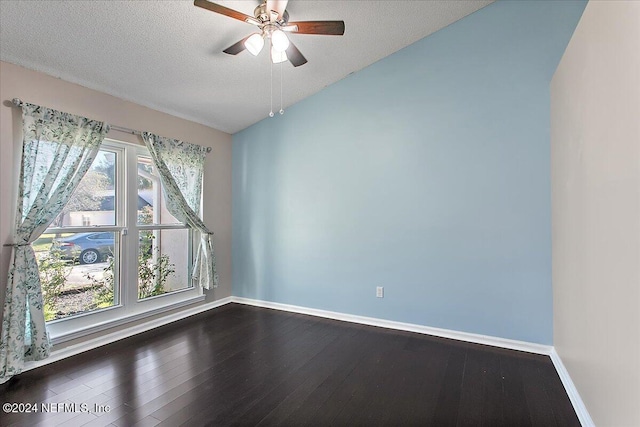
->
<box><xmin>0</xmin><ymin>61</ymin><xmax>233</xmax><ymax>308</ymax></box>
<box><xmin>551</xmin><ymin>2</ymin><xmax>640</xmax><ymax>426</ymax></box>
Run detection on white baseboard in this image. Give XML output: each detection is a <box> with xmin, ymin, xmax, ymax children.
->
<box><xmin>231</xmin><ymin>297</ymin><xmax>553</xmax><ymax>355</ymax></box>
<box><xmin>19</xmin><ymin>296</ymin><xmax>233</xmax><ymax>374</ymax></box>
<box><xmin>550</xmin><ymin>348</ymin><xmax>595</xmax><ymax>427</ymax></box>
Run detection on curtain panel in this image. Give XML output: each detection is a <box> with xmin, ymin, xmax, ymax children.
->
<box><xmin>141</xmin><ymin>132</ymin><xmax>218</xmax><ymax>289</ymax></box>
<box><xmin>0</xmin><ymin>103</ymin><xmax>109</xmax><ymax>384</ymax></box>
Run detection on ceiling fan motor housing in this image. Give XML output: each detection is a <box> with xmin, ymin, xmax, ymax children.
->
<box><xmin>254</xmin><ymin>3</ymin><xmax>289</xmax><ymax>25</ymax></box>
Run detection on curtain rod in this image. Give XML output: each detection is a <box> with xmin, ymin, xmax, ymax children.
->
<box><xmin>11</xmin><ymin>98</ymin><xmax>212</xmax><ymax>153</ymax></box>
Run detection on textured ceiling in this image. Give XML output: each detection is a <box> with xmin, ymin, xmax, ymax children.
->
<box><xmin>0</xmin><ymin>0</ymin><xmax>492</xmax><ymax>134</ymax></box>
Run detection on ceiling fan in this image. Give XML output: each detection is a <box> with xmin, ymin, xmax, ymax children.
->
<box><xmin>194</xmin><ymin>0</ymin><xmax>345</xmax><ymax>67</ymax></box>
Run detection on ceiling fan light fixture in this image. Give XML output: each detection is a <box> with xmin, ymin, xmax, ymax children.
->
<box><xmin>271</xmin><ymin>46</ymin><xmax>288</xmax><ymax>63</ymax></box>
<box><xmin>244</xmin><ymin>33</ymin><xmax>264</xmax><ymax>56</ymax></box>
<box><xmin>271</xmin><ymin>29</ymin><xmax>290</xmax><ymax>52</ymax></box>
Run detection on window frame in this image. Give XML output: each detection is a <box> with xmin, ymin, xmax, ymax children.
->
<box><xmin>43</xmin><ymin>138</ymin><xmax>203</xmax><ymax>343</ymax></box>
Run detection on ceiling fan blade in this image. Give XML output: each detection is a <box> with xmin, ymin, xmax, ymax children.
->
<box><xmin>285</xmin><ymin>21</ymin><xmax>345</xmax><ymax>35</ymax></box>
<box><xmin>223</xmin><ymin>35</ymin><xmax>251</xmax><ymax>55</ymax></box>
<box><xmin>266</xmin><ymin>0</ymin><xmax>288</xmax><ymax>20</ymax></box>
<box><xmin>194</xmin><ymin>0</ymin><xmax>261</xmax><ymax>26</ymax></box>
<box><xmin>286</xmin><ymin>41</ymin><xmax>307</xmax><ymax>67</ymax></box>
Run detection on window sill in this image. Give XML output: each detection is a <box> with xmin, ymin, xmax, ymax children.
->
<box><xmin>50</xmin><ymin>294</ymin><xmax>206</xmax><ymax>345</ymax></box>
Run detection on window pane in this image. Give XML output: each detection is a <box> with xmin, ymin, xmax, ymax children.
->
<box><xmin>53</xmin><ymin>150</ymin><xmax>116</xmax><ymax>227</ymax></box>
<box><xmin>138</xmin><ymin>229</ymin><xmax>191</xmax><ymax>300</ymax></box>
<box><xmin>137</xmin><ymin>156</ymin><xmax>181</xmax><ymax>225</ymax></box>
<box><xmin>36</xmin><ymin>232</ymin><xmax>119</xmax><ymax>321</ymax></box>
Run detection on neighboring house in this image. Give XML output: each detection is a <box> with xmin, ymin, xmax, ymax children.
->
<box><xmin>62</xmin><ymin>191</ymin><xmax>153</xmax><ymax>227</ymax></box>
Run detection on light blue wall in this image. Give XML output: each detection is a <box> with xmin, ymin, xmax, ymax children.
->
<box><xmin>232</xmin><ymin>0</ymin><xmax>586</xmax><ymax>344</ymax></box>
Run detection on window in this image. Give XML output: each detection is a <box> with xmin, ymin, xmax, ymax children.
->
<box><xmin>136</xmin><ymin>155</ymin><xmax>192</xmax><ymax>300</ymax></box>
<box><xmin>34</xmin><ymin>139</ymin><xmax>201</xmax><ymax>338</ymax></box>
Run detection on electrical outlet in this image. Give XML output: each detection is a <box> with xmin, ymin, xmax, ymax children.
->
<box><xmin>376</xmin><ymin>286</ymin><xmax>384</xmax><ymax>298</ymax></box>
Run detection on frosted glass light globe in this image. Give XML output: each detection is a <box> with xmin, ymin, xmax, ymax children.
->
<box><xmin>271</xmin><ymin>46</ymin><xmax>288</xmax><ymax>64</ymax></box>
<box><xmin>271</xmin><ymin>29</ymin><xmax>289</xmax><ymax>52</ymax></box>
<box><xmin>245</xmin><ymin>33</ymin><xmax>264</xmax><ymax>56</ymax></box>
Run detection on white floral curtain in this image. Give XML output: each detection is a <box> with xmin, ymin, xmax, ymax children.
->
<box><xmin>141</xmin><ymin>132</ymin><xmax>218</xmax><ymax>289</ymax></box>
<box><xmin>0</xmin><ymin>103</ymin><xmax>109</xmax><ymax>384</ymax></box>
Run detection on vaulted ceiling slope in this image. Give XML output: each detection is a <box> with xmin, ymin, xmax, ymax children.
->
<box><xmin>0</xmin><ymin>1</ymin><xmax>492</xmax><ymax>134</ymax></box>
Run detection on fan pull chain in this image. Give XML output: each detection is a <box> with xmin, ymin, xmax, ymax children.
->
<box><xmin>269</xmin><ymin>52</ymin><xmax>274</xmax><ymax>118</ymax></box>
<box><xmin>279</xmin><ymin>61</ymin><xmax>284</xmax><ymax>115</ymax></box>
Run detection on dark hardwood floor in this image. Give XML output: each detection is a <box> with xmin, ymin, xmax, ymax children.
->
<box><xmin>0</xmin><ymin>303</ymin><xmax>580</xmax><ymax>426</ymax></box>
